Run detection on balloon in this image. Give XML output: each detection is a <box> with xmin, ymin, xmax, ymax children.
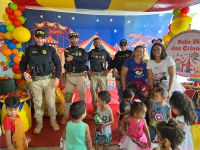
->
<box><xmin>181</xmin><ymin>7</ymin><xmax>190</xmax><ymax>14</ymax></box>
<box><xmin>10</xmin><ymin>54</ymin><xmax>16</xmax><ymax>61</ymax></box>
<box><xmin>162</xmin><ymin>34</ymin><xmax>171</xmax><ymax>43</ymax></box>
<box><xmin>17</xmin><ymin>16</ymin><xmax>25</xmax><ymax>24</ymax></box>
<box><xmin>173</xmin><ymin>9</ymin><xmax>180</xmax><ymax>16</ymax></box>
<box><xmin>5</xmin><ymin>7</ymin><xmax>13</xmax><ymax>15</ymax></box>
<box><xmin>0</xmin><ymin>24</ymin><xmax>7</xmax><ymax>33</ymax></box>
<box><xmin>14</xmin><ymin>10</ymin><xmax>22</xmax><ymax>17</ymax></box>
<box><xmin>5</xmin><ymin>32</ymin><xmax>13</xmax><ymax>40</ymax></box>
<box><xmin>188</xmin><ymin>26</ymin><xmax>191</xmax><ymax>30</ymax></box>
<box><xmin>8</xmin><ymin>42</ymin><xmax>16</xmax><ymax>50</ymax></box>
<box><xmin>2</xmin><ymin>13</ymin><xmax>9</xmax><ymax>20</ymax></box>
<box><xmin>171</xmin><ymin>18</ymin><xmax>189</xmax><ymax>34</ymax></box>
<box><xmin>12</xmin><ymin>19</ymin><xmax>22</xmax><ymax>27</ymax></box>
<box><xmin>14</xmin><ymin>56</ymin><xmax>22</xmax><ymax>64</ymax></box>
<box><xmin>6</xmin><ymin>24</ymin><xmax>15</xmax><ymax>32</ymax></box>
<box><xmin>16</xmin><ymin>43</ymin><xmax>22</xmax><ymax>48</ymax></box>
<box><xmin>8</xmin><ymin>14</ymin><xmax>16</xmax><ymax>20</ymax></box>
<box><xmin>2</xmin><ymin>43</ymin><xmax>8</xmax><ymax>49</ymax></box>
<box><xmin>12</xmin><ymin>49</ymin><xmax>19</xmax><ymax>54</ymax></box>
<box><xmin>172</xmin><ymin>16</ymin><xmax>178</xmax><ymax>21</ymax></box>
<box><xmin>17</xmin><ymin>52</ymin><xmax>23</xmax><ymax>57</ymax></box>
<box><xmin>8</xmin><ymin>2</ymin><xmax>12</xmax><ymax>7</ymax></box>
<box><xmin>4</xmin><ymin>38</ymin><xmax>11</xmax><ymax>44</ymax></box>
<box><xmin>9</xmin><ymin>61</ymin><xmax>15</xmax><ymax>67</ymax></box>
<box><xmin>178</xmin><ymin>13</ymin><xmax>187</xmax><ymax>18</ymax></box>
<box><xmin>13</xmin><ymin>27</ymin><xmax>31</xmax><ymax>42</ymax></box>
<box><xmin>2</xmin><ymin>48</ymin><xmax>12</xmax><ymax>57</ymax></box>
<box><xmin>0</xmin><ymin>32</ymin><xmax>5</xmax><ymax>39</ymax></box>
<box><xmin>168</xmin><ymin>31</ymin><xmax>175</xmax><ymax>38</ymax></box>
<box><xmin>5</xmin><ymin>60</ymin><xmax>10</xmax><ymax>67</ymax></box>
<box><xmin>185</xmin><ymin>16</ymin><xmax>192</xmax><ymax>24</ymax></box>
<box><xmin>18</xmin><ymin>5</ymin><xmax>25</xmax><ymax>11</ymax></box>
<box><xmin>13</xmin><ymin>73</ymin><xmax>22</xmax><ymax>80</ymax></box>
<box><xmin>10</xmin><ymin>3</ymin><xmax>18</xmax><ymax>10</ymax></box>
<box><xmin>18</xmin><ymin>48</ymin><xmax>23</xmax><ymax>52</ymax></box>
<box><xmin>12</xmin><ymin>38</ymin><xmax>20</xmax><ymax>44</ymax></box>
<box><xmin>16</xmin><ymin>79</ymin><xmax>26</xmax><ymax>86</ymax></box>
<box><xmin>12</xmin><ymin>64</ymin><xmax>21</xmax><ymax>74</ymax></box>
<box><xmin>5</xmin><ymin>19</ymin><xmax>12</xmax><ymax>25</ymax></box>
<box><xmin>164</xmin><ymin>41</ymin><xmax>169</xmax><ymax>47</ymax></box>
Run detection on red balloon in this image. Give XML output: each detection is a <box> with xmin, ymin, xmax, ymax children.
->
<box><xmin>5</xmin><ymin>7</ymin><xmax>13</xmax><ymax>15</ymax></box>
<box><xmin>16</xmin><ymin>79</ymin><xmax>26</xmax><ymax>86</ymax></box>
<box><xmin>8</xmin><ymin>14</ymin><xmax>16</xmax><ymax>20</ymax></box>
<box><xmin>12</xmin><ymin>64</ymin><xmax>21</xmax><ymax>74</ymax></box>
<box><xmin>12</xmin><ymin>38</ymin><xmax>20</xmax><ymax>44</ymax></box>
<box><xmin>18</xmin><ymin>5</ymin><xmax>26</xmax><ymax>11</ymax></box>
<box><xmin>12</xmin><ymin>19</ymin><xmax>22</xmax><ymax>27</ymax></box>
<box><xmin>26</xmin><ymin>68</ymin><xmax>31</xmax><ymax>74</ymax></box>
<box><xmin>181</xmin><ymin>7</ymin><xmax>190</xmax><ymax>14</ymax></box>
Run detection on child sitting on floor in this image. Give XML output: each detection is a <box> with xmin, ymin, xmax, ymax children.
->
<box><xmin>3</xmin><ymin>96</ymin><xmax>29</xmax><ymax>150</ymax></box>
<box><xmin>61</xmin><ymin>101</ymin><xmax>93</xmax><ymax>150</ymax></box>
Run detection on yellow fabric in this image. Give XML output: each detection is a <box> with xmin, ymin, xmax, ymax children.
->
<box><xmin>109</xmin><ymin>0</ymin><xmax>158</xmax><ymax>11</ymax></box>
<box><xmin>0</xmin><ymin>0</ymin><xmax>11</xmax><ymax>22</ymax></box>
<box><xmin>191</xmin><ymin>124</ymin><xmax>200</xmax><ymax>150</ymax></box>
<box><xmin>36</xmin><ymin>0</ymin><xmax>75</xmax><ymax>8</ymax></box>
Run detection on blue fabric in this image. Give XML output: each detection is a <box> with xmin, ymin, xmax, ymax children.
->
<box><xmin>149</xmin><ymin>125</ymin><xmax>156</xmax><ymax>142</ymax></box>
<box><xmin>195</xmin><ymin>108</ymin><xmax>200</xmax><ymax>122</ymax></box>
<box><xmin>75</xmin><ymin>0</ymin><xmax>111</xmax><ymax>9</ymax></box>
<box><xmin>123</xmin><ymin>58</ymin><xmax>147</xmax><ymax>82</ymax></box>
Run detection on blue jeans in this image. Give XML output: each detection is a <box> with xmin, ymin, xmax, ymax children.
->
<box><xmin>149</xmin><ymin>125</ymin><xmax>156</xmax><ymax>142</ymax></box>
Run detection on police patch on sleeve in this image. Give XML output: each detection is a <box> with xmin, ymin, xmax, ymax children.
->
<box><xmin>42</xmin><ymin>50</ymin><xmax>47</xmax><ymax>55</ymax></box>
<box><xmin>78</xmin><ymin>52</ymin><xmax>82</xmax><ymax>56</ymax></box>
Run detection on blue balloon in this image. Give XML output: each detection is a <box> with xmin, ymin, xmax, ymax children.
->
<box><xmin>9</xmin><ymin>61</ymin><xmax>15</xmax><ymax>67</ymax></box>
<box><xmin>8</xmin><ymin>42</ymin><xmax>16</xmax><ymax>50</ymax></box>
<box><xmin>0</xmin><ymin>25</ymin><xmax>6</xmax><ymax>33</ymax></box>
<box><xmin>18</xmin><ymin>48</ymin><xmax>23</xmax><ymax>52</ymax></box>
<box><xmin>4</xmin><ymin>38</ymin><xmax>11</xmax><ymax>44</ymax></box>
<box><xmin>10</xmin><ymin>54</ymin><xmax>16</xmax><ymax>61</ymax></box>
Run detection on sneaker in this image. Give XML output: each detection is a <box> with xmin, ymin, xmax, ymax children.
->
<box><xmin>33</xmin><ymin>122</ymin><xmax>43</xmax><ymax>134</ymax></box>
<box><xmin>51</xmin><ymin>119</ymin><xmax>60</xmax><ymax>131</ymax></box>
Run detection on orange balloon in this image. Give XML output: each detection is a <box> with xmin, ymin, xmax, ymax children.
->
<box><xmin>178</xmin><ymin>13</ymin><xmax>187</xmax><ymax>18</ymax></box>
<box><xmin>0</xmin><ymin>32</ymin><xmax>5</xmax><ymax>39</ymax></box>
<box><xmin>2</xmin><ymin>43</ymin><xmax>8</xmax><ymax>49</ymax></box>
<box><xmin>2</xmin><ymin>48</ymin><xmax>12</xmax><ymax>57</ymax></box>
<box><xmin>13</xmin><ymin>56</ymin><xmax>22</xmax><ymax>64</ymax></box>
<box><xmin>14</xmin><ymin>10</ymin><xmax>22</xmax><ymax>17</ymax></box>
<box><xmin>188</xmin><ymin>26</ymin><xmax>191</xmax><ymax>30</ymax></box>
<box><xmin>12</xmin><ymin>49</ymin><xmax>19</xmax><ymax>54</ymax></box>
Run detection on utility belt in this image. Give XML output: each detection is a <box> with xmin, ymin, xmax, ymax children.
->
<box><xmin>32</xmin><ymin>73</ymin><xmax>53</xmax><ymax>81</ymax></box>
<box><xmin>92</xmin><ymin>71</ymin><xmax>106</xmax><ymax>76</ymax></box>
<box><xmin>64</xmin><ymin>63</ymin><xmax>85</xmax><ymax>73</ymax></box>
<box><xmin>30</xmin><ymin>63</ymin><xmax>53</xmax><ymax>76</ymax></box>
<box><xmin>66</xmin><ymin>72</ymin><xmax>86</xmax><ymax>77</ymax></box>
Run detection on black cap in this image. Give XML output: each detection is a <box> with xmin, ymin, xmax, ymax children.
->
<box><xmin>120</xmin><ymin>39</ymin><xmax>127</xmax><ymax>46</ymax></box>
<box><xmin>69</xmin><ymin>32</ymin><xmax>78</xmax><ymax>38</ymax></box>
<box><xmin>35</xmin><ymin>29</ymin><xmax>46</xmax><ymax>38</ymax></box>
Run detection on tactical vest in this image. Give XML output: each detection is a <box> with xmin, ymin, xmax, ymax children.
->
<box><xmin>64</xmin><ymin>47</ymin><xmax>86</xmax><ymax>73</ymax></box>
<box><xmin>90</xmin><ymin>50</ymin><xmax>107</xmax><ymax>72</ymax></box>
<box><xmin>28</xmin><ymin>46</ymin><xmax>54</xmax><ymax>76</ymax></box>
<box><xmin>116</xmin><ymin>50</ymin><xmax>132</xmax><ymax>73</ymax></box>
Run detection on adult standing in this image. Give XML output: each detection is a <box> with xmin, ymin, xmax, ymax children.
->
<box><xmin>87</xmin><ymin>38</ymin><xmax>112</xmax><ymax>113</ymax></box>
<box><xmin>62</xmin><ymin>33</ymin><xmax>88</xmax><ymax>124</ymax></box>
<box><xmin>19</xmin><ymin>29</ymin><xmax>61</xmax><ymax>134</ymax></box>
<box><xmin>147</xmin><ymin>43</ymin><xmax>185</xmax><ymax>97</ymax></box>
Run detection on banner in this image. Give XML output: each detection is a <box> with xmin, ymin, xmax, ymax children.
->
<box><xmin>166</xmin><ymin>30</ymin><xmax>200</xmax><ymax>77</ymax></box>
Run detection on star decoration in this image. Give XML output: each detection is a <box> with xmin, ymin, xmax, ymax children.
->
<box><xmin>158</xmin><ymin>30</ymin><xmax>162</xmax><ymax>33</ymax></box>
<box><xmin>114</xmin><ymin>29</ymin><xmax>117</xmax><ymax>33</ymax></box>
<box><xmin>96</xmin><ymin>19</ymin><xmax>99</xmax><ymax>22</ymax></box>
<box><xmin>40</xmin><ymin>15</ymin><xmax>43</xmax><ymax>18</ymax></box>
<box><xmin>110</xmin><ymin>18</ymin><xmax>113</xmax><ymax>22</ymax></box>
<box><xmin>72</xmin><ymin>17</ymin><xmax>75</xmax><ymax>20</ymax></box>
<box><xmin>127</xmin><ymin>20</ymin><xmax>131</xmax><ymax>23</ymax></box>
<box><xmin>58</xmin><ymin>15</ymin><xmax>61</xmax><ymax>18</ymax></box>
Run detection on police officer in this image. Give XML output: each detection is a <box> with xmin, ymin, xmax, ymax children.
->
<box><xmin>112</xmin><ymin>39</ymin><xmax>132</xmax><ymax>102</ymax></box>
<box><xmin>19</xmin><ymin>29</ymin><xmax>61</xmax><ymax>134</ymax></box>
<box><xmin>62</xmin><ymin>33</ymin><xmax>88</xmax><ymax>124</ymax></box>
<box><xmin>87</xmin><ymin>38</ymin><xmax>112</xmax><ymax>112</ymax></box>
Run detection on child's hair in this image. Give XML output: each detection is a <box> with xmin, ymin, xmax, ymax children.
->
<box><xmin>98</xmin><ymin>91</ymin><xmax>111</xmax><ymax>104</ymax></box>
<box><xmin>154</xmin><ymin>87</ymin><xmax>168</xmax><ymax>98</ymax></box>
<box><xmin>123</xmin><ymin>88</ymin><xmax>134</xmax><ymax>99</ymax></box>
<box><xmin>70</xmin><ymin>101</ymin><xmax>86</xmax><ymax>119</ymax></box>
<box><xmin>156</xmin><ymin>119</ymin><xmax>185</xmax><ymax>150</ymax></box>
<box><xmin>5</xmin><ymin>96</ymin><xmax>20</xmax><ymax>108</ymax></box>
<box><xmin>169</xmin><ymin>91</ymin><xmax>196</xmax><ymax>125</ymax></box>
<box><xmin>127</xmin><ymin>83</ymin><xmax>137</xmax><ymax>92</ymax></box>
<box><xmin>130</xmin><ymin>101</ymin><xmax>146</xmax><ymax>115</ymax></box>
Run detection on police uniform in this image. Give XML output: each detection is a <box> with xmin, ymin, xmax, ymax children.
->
<box><xmin>88</xmin><ymin>43</ymin><xmax>112</xmax><ymax>110</ymax></box>
<box><xmin>64</xmin><ymin>33</ymin><xmax>88</xmax><ymax>116</ymax></box>
<box><xmin>19</xmin><ymin>29</ymin><xmax>61</xmax><ymax>134</ymax></box>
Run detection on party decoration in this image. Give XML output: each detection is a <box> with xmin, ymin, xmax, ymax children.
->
<box><xmin>12</xmin><ymin>49</ymin><xmax>19</xmax><ymax>54</ymax></box>
<box><xmin>181</xmin><ymin>7</ymin><xmax>190</xmax><ymax>14</ymax></box>
<box><xmin>13</xmin><ymin>56</ymin><xmax>22</xmax><ymax>64</ymax></box>
<box><xmin>4</xmin><ymin>38</ymin><xmax>11</xmax><ymax>44</ymax></box>
<box><xmin>8</xmin><ymin>42</ymin><xmax>16</xmax><ymax>50</ymax></box>
<box><xmin>13</xmin><ymin>73</ymin><xmax>22</xmax><ymax>79</ymax></box>
<box><xmin>16</xmin><ymin>43</ymin><xmax>22</xmax><ymax>48</ymax></box>
<box><xmin>17</xmin><ymin>52</ymin><xmax>23</xmax><ymax>57</ymax></box>
<box><xmin>5</xmin><ymin>60</ymin><xmax>10</xmax><ymax>67</ymax></box>
<box><xmin>5</xmin><ymin>19</ymin><xmax>12</xmax><ymax>25</ymax></box>
<box><xmin>162</xmin><ymin>34</ymin><xmax>171</xmax><ymax>43</ymax></box>
<box><xmin>5</xmin><ymin>7</ymin><xmax>13</xmax><ymax>15</ymax></box>
<box><xmin>12</xmin><ymin>64</ymin><xmax>21</xmax><ymax>74</ymax></box>
<box><xmin>2</xmin><ymin>48</ymin><xmax>12</xmax><ymax>57</ymax></box>
<box><xmin>2</xmin><ymin>13</ymin><xmax>9</xmax><ymax>21</ymax></box>
<box><xmin>17</xmin><ymin>16</ymin><xmax>25</xmax><ymax>24</ymax></box>
<box><xmin>12</xmin><ymin>38</ymin><xmax>20</xmax><ymax>44</ymax></box>
<box><xmin>14</xmin><ymin>10</ymin><xmax>22</xmax><ymax>17</ymax></box>
<box><xmin>10</xmin><ymin>54</ymin><xmax>16</xmax><ymax>61</ymax></box>
<box><xmin>5</xmin><ymin>32</ymin><xmax>13</xmax><ymax>40</ymax></box>
<box><xmin>12</xmin><ymin>19</ymin><xmax>22</xmax><ymax>27</ymax></box>
<box><xmin>173</xmin><ymin>9</ymin><xmax>180</xmax><ymax>16</ymax></box>
<box><xmin>171</xmin><ymin>18</ymin><xmax>189</xmax><ymax>34</ymax></box>
<box><xmin>9</xmin><ymin>61</ymin><xmax>15</xmax><ymax>67</ymax></box>
<box><xmin>8</xmin><ymin>14</ymin><xmax>16</xmax><ymax>20</ymax></box>
<box><xmin>13</xmin><ymin>27</ymin><xmax>31</xmax><ymax>42</ymax></box>
<box><xmin>0</xmin><ymin>25</ymin><xmax>7</xmax><ymax>33</ymax></box>
<box><xmin>10</xmin><ymin>3</ymin><xmax>18</xmax><ymax>10</ymax></box>
<box><xmin>18</xmin><ymin>5</ymin><xmax>25</xmax><ymax>11</ymax></box>
<box><xmin>6</xmin><ymin>24</ymin><xmax>15</xmax><ymax>32</ymax></box>
<box><xmin>0</xmin><ymin>32</ymin><xmax>5</xmax><ymax>39</ymax></box>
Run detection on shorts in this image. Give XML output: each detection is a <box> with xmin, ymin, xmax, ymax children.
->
<box><xmin>95</xmin><ymin>133</ymin><xmax>112</xmax><ymax>145</ymax></box>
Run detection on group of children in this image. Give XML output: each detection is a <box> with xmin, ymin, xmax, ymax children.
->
<box><xmin>1</xmin><ymin>83</ymin><xmax>199</xmax><ymax>150</ymax></box>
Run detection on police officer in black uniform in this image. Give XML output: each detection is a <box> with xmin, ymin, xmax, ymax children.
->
<box><xmin>87</xmin><ymin>37</ymin><xmax>112</xmax><ymax>112</ymax></box>
<box><xmin>19</xmin><ymin>29</ymin><xmax>61</xmax><ymax>134</ymax></box>
<box><xmin>62</xmin><ymin>32</ymin><xmax>88</xmax><ymax>124</ymax></box>
<box><xmin>112</xmin><ymin>39</ymin><xmax>132</xmax><ymax>102</ymax></box>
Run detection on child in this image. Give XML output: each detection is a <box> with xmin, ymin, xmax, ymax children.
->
<box><xmin>118</xmin><ymin>88</ymin><xmax>134</xmax><ymax>136</ymax></box>
<box><xmin>3</xmin><ymin>96</ymin><xmax>28</xmax><ymax>150</ymax></box>
<box><xmin>127</xmin><ymin>83</ymin><xmax>139</xmax><ymax>100</ymax></box>
<box><xmin>95</xmin><ymin>91</ymin><xmax>114</xmax><ymax>150</ymax></box>
<box><xmin>153</xmin><ymin>119</ymin><xmax>185</xmax><ymax>150</ymax></box>
<box><xmin>149</xmin><ymin>87</ymin><xmax>171</xmax><ymax>142</ymax></box>
<box><xmin>119</xmin><ymin>101</ymin><xmax>151</xmax><ymax>150</ymax></box>
<box><xmin>61</xmin><ymin>101</ymin><xmax>93</xmax><ymax>150</ymax></box>
<box><xmin>169</xmin><ymin>91</ymin><xmax>196</xmax><ymax>150</ymax></box>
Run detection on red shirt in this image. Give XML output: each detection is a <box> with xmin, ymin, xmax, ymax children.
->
<box><xmin>3</xmin><ymin>114</ymin><xmax>20</xmax><ymax>136</ymax></box>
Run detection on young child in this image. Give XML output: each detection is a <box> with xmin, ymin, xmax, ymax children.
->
<box><xmin>119</xmin><ymin>101</ymin><xmax>151</xmax><ymax>150</ymax></box>
<box><xmin>169</xmin><ymin>91</ymin><xmax>196</xmax><ymax>150</ymax></box>
<box><xmin>118</xmin><ymin>88</ymin><xmax>134</xmax><ymax>136</ymax></box>
<box><xmin>149</xmin><ymin>87</ymin><xmax>171</xmax><ymax>142</ymax></box>
<box><xmin>153</xmin><ymin>119</ymin><xmax>185</xmax><ymax>150</ymax></box>
<box><xmin>3</xmin><ymin>96</ymin><xmax>28</xmax><ymax>150</ymax></box>
<box><xmin>61</xmin><ymin>101</ymin><xmax>93</xmax><ymax>150</ymax></box>
<box><xmin>127</xmin><ymin>83</ymin><xmax>139</xmax><ymax>100</ymax></box>
<box><xmin>95</xmin><ymin>91</ymin><xmax>114</xmax><ymax>150</ymax></box>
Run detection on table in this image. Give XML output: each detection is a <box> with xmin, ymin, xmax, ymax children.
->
<box><xmin>0</xmin><ymin>79</ymin><xmax>15</xmax><ymax>95</ymax></box>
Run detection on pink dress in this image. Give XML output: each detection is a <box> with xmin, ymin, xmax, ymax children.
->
<box><xmin>119</xmin><ymin>116</ymin><xmax>152</xmax><ymax>150</ymax></box>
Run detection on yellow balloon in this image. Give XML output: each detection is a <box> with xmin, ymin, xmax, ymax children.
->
<box><xmin>185</xmin><ymin>16</ymin><xmax>192</xmax><ymax>24</ymax></box>
<box><xmin>171</xmin><ymin>18</ymin><xmax>189</xmax><ymax>34</ymax></box>
<box><xmin>13</xmin><ymin>73</ymin><xmax>22</xmax><ymax>80</ymax></box>
<box><xmin>2</xmin><ymin>13</ymin><xmax>8</xmax><ymax>21</ymax></box>
<box><xmin>5</xmin><ymin>19</ymin><xmax>12</xmax><ymax>25</ymax></box>
<box><xmin>13</xmin><ymin>27</ymin><xmax>31</xmax><ymax>42</ymax></box>
<box><xmin>162</xmin><ymin>34</ymin><xmax>171</xmax><ymax>43</ymax></box>
<box><xmin>164</xmin><ymin>41</ymin><xmax>169</xmax><ymax>47</ymax></box>
<box><xmin>17</xmin><ymin>52</ymin><xmax>24</xmax><ymax>57</ymax></box>
<box><xmin>5</xmin><ymin>32</ymin><xmax>13</xmax><ymax>40</ymax></box>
